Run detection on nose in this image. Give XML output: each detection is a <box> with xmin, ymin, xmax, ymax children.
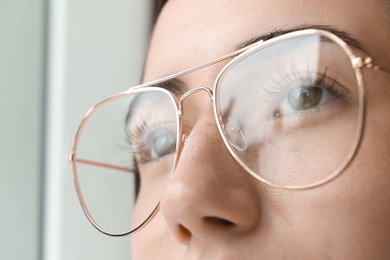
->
<box><xmin>160</xmin><ymin>107</ymin><xmax>262</xmax><ymax>245</ymax></box>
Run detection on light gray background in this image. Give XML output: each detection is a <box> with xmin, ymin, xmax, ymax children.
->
<box><xmin>0</xmin><ymin>0</ymin><xmax>153</xmax><ymax>259</ymax></box>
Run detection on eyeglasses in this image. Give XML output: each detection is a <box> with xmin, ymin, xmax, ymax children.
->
<box><xmin>69</xmin><ymin>29</ymin><xmax>389</xmax><ymax>236</ymax></box>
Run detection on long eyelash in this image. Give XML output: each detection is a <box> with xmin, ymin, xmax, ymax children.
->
<box><xmin>122</xmin><ymin>116</ymin><xmax>149</xmax><ymax>160</ymax></box>
<box><xmin>115</xmin><ymin>117</ymin><xmax>149</xmax><ymax>172</ymax></box>
<box><xmin>260</xmin><ymin>64</ymin><xmax>289</xmax><ymax>100</ymax></box>
<box><xmin>127</xmin><ymin>117</ymin><xmax>148</xmax><ymax>151</ymax></box>
<box><xmin>117</xmin><ymin>115</ymin><xmax>166</xmax><ymax>174</ymax></box>
<box><xmin>260</xmin><ymin>63</ymin><xmax>345</xmax><ymax>102</ymax></box>
<box><xmin>122</xmin><ymin>116</ymin><xmax>178</xmax><ymax>165</ymax></box>
<box><xmin>310</xmin><ymin>69</ymin><xmax>346</xmax><ymax>99</ymax></box>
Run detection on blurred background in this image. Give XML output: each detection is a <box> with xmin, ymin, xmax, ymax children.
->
<box><xmin>0</xmin><ymin>0</ymin><xmax>153</xmax><ymax>259</ymax></box>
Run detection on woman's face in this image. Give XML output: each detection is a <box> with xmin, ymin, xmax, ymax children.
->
<box><xmin>132</xmin><ymin>0</ymin><xmax>390</xmax><ymax>259</ymax></box>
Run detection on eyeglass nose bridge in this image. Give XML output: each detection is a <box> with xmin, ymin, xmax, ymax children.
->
<box><xmin>178</xmin><ymin>87</ymin><xmax>213</xmax><ymax>115</ymax></box>
<box><xmin>173</xmin><ymin>86</ymin><xmax>214</xmax><ymax>168</ymax></box>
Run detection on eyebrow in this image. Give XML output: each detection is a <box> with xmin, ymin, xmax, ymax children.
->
<box><xmin>154</xmin><ymin>25</ymin><xmax>368</xmax><ymax>94</ymax></box>
<box><xmin>157</xmin><ymin>77</ymin><xmax>186</xmax><ymax>95</ymax></box>
<box><xmin>237</xmin><ymin>24</ymin><xmax>368</xmax><ymax>52</ymax></box>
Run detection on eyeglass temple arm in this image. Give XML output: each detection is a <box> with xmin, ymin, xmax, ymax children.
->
<box><xmin>356</xmin><ymin>56</ymin><xmax>390</xmax><ymax>75</ymax></box>
<box><xmin>73</xmin><ymin>158</ymin><xmax>133</xmax><ymax>173</ymax></box>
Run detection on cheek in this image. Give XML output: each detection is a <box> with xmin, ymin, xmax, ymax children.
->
<box><xmin>267</xmin><ymin>162</ymin><xmax>390</xmax><ymax>258</ymax></box>
<box><xmin>132</xmin><ymin>153</ymin><xmax>176</xmax><ymax>229</ymax></box>
<box><xmin>132</xmin><ymin>213</ymin><xmax>186</xmax><ymax>259</ymax></box>
<box><xmin>264</xmin><ymin>91</ymin><xmax>390</xmax><ymax>256</ymax></box>
<box><xmin>359</xmin><ymin>71</ymin><xmax>390</xmax><ymax>177</ymax></box>
<box><xmin>298</xmin><ymin>130</ymin><xmax>390</xmax><ymax>256</ymax></box>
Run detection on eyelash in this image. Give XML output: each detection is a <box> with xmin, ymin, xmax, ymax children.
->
<box><xmin>261</xmin><ymin>65</ymin><xmax>347</xmax><ymax>114</ymax></box>
<box><xmin>125</xmin><ymin>117</ymin><xmax>175</xmax><ymax>165</ymax></box>
<box><xmin>124</xmin><ymin>117</ymin><xmax>150</xmax><ymax>165</ymax></box>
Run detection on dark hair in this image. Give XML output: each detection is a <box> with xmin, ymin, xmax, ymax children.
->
<box><xmin>154</xmin><ymin>0</ymin><xmax>169</xmax><ymax>23</ymax></box>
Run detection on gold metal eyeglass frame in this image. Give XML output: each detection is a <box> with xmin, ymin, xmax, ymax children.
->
<box><xmin>69</xmin><ymin>29</ymin><xmax>390</xmax><ymax>236</ymax></box>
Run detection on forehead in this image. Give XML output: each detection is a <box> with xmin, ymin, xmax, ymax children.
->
<box><xmin>143</xmin><ymin>0</ymin><xmax>385</xmax><ymax>83</ymax></box>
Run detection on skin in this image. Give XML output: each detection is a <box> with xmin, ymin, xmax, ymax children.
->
<box><xmin>132</xmin><ymin>0</ymin><xmax>390</xmax><ymax>259</ymax></box>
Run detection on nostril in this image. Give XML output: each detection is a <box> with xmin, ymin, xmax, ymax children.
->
<box><xmin>178</xmin><ymin>224</ymin><xmax>192</xmax><ymax>244</ymax></box>
<box><xmin>204</xmin><ymin>216</ymin><xmax>235</xmax><ymax>227</ymax></box>
<box><xmin>176</xmin><ymin>217</ymin><xmax>234</xmax><ymax>244</ymax></box>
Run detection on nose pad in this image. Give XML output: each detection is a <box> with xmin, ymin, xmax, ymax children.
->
<box><xmin>221</xmin><ymin>115</ymin><xmax>248</xmax><ymax>151</ymax></box>
<box><xmin>175</xmin><ymin>132</ymin><xmax>189</xmax><ymax>160</ymax></box>
<box><xmin>182</xmin><ymin>132</ymin><xmax>189</xmax><ymax>145</ymax></box>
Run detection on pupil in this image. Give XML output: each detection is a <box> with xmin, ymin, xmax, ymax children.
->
<box><xmin>288</xmin><ymin>87</ymin><xmax>322</xmax><ymax>110</ymax></box>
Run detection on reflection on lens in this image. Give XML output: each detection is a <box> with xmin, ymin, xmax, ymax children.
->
<box><xmin>215</xmin><ymin>33</ymin><xmax>361</xmax><ymax>188</ymax></box>
<box><xmin>74</xmin><ymin>90</ymin><xmax>178</xmax><ymax>235</ymax></box>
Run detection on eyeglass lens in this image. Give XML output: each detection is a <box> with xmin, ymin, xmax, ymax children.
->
<box><xmin>215</xmin><ymin>33</ymin><xmax>360</xmax><ymax>187</ymax></box>
<box><xmin>75</xmin><ymin>91</ymin><xmax>178</xmax><ymax>234</ymax></box>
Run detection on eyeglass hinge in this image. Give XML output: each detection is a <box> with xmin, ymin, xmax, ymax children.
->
<box><xmin>352</xmin><ymin>56</ymin><xmax>363</xmax><ymax>69</ymax></box>
<box><xmin>352</xmin><ymin>56</ymin><xmax>381</xmax><ymax>70</ymax></box>
<box><xmin>68</xmin><ymin>152</ymin><xmax>74</xmax><ymax>163</ymax></box>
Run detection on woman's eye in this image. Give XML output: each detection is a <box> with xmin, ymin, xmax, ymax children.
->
<box><xmin>274</xmin><ymin>79</ymin><xmax>340</xmax><ymax>117</ymax></box>
<box><xmin>133</xmin><ymin>127</ymin><xmax>177</xmax><ymax>165</ymax></box>
<box><xmin>148</xmin><ymin>131</ymin><xmax>176</xmax><ymax>160</ymax></box>
<box><xmin>126</xmin><ymin>116</ymin><xmax>177</xmax><ymax>166</ymax></box>
<box><xmin>288</xmin><ymin>86</ymin><xmax>323</xmax><ymax>111</ymax></box>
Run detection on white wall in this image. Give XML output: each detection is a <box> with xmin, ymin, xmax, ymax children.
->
<box><xmin>0</xmin><ymin>1</ymin><xmax>45</xmax><ymax>259</ymax></box>
<box><xmin>43</xmin><ymin>1</ymin><xmax>153</xmax><ymax>260</ymax></box>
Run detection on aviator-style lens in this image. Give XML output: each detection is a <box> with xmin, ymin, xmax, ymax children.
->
<box><xmin>215</xmin><ymin>33</ymin><xmax>361</xmax><ymax>188</ymax></box>
<box><xmin>73</xmin><ymin>90</ymin><xmax>178</xmax><ymax>235</ymax></box>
